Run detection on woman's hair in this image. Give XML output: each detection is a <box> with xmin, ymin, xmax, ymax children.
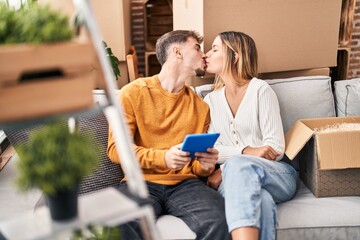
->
<box><xmin>213</xmin><ymin>31</ymin><xmax>258</xmax><ymax>90</ymax></box>
<box><xmin>155</xmin><ymin>30</ymin><xmax>203</xmax><ymax>66</ymax></box>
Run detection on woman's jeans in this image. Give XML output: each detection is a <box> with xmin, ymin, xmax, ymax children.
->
<box><xmin>218</xmin><ymin>155</ymin><xmax>297</xmax><ymax>240</ymax></box>
<box><xmin>119</xmin><ymin>178</ymin><xmax>230</xmax><ymax>240</ymax></box>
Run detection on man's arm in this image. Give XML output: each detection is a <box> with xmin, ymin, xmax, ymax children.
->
<box><xmin>107</xmin><ymin>90</ymin><xmax>168</xmax><ymax>169</ymax></box>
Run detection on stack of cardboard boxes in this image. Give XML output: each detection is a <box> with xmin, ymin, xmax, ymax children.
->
<box><xmin>174</xmin><ymin>0</ymin><xmax>359</xmax><ymax>198</ymax></box>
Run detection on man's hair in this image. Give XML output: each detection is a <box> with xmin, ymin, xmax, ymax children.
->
<box><xmin>155</xmin><ymin>30</ymin><xmax>203</xmax><ymax>66</ymax></box>
<box><xmin>214</xmin><ymin>31</ymin><xmax>258</xmax><ymax>90</ymax></box>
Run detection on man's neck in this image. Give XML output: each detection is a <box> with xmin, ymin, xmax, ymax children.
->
<box><xmin>158</xmin><ymin>64</ymin><xmax>189</xmax><ymax>93</ymax></box>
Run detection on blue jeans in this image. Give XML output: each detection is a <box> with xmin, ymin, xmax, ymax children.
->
<box><xmin>218</xmin><ymin>155</ymin><xmax>297</xmax><ymax>240</ymax></box>
<box><xmin>119</xmin><ymin>179</ymin><xmax>230</xmax><ymax>240</ymax></box>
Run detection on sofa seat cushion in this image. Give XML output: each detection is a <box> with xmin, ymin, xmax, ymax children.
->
<box><xmin>276</xmin><ymin>180</ymin><xmax>360</xmax><ymax>240</ymax></box>
<box><xmin>155</xmin><ymin>179</ymin><xmax>360</xmax><ymax>240</ymax></box>
<box><xmin>156</xmin><ymin>215</ymin><xmax>196</xmax><ymax>240</ymax></box>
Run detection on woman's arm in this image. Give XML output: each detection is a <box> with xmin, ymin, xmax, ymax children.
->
<box><xmin>257</xmin><ymin>85</ymin><xmax>285</xmax><ymax>161</ymax></box>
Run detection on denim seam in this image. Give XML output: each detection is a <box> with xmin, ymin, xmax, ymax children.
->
<box><xmin>228</xmin><ymin>219</ymin><xmax>259</xmax><ymax>233</ymax></box>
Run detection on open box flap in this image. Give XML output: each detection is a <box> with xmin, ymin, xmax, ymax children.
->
<box><xmin>285</xmin><ymin>120</ymin><xmax>314</xmax><ymax>160</ymax></box>
<box><xmin>285</xmin><ymin>116</ymin><xmax>360</xmax><ymax>162</ymax></box>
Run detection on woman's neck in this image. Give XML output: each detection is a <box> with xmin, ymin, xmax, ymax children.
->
<box><xmin>224</xmin><ymin>75</ymin><xmax>251</xmax><ymax>96</ymax></box>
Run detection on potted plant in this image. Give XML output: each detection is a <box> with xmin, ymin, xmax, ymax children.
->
<box><xmin>15</xmin><ymin>119</ymin><xmax>98</xmax><ymax>221</ymax></box>
<box><xmin>0</xmin><ymin>2</ymin><xmax>120</xmax><ymax>123</ymax></box>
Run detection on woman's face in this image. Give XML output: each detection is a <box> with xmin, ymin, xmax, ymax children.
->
<box><xmin>205</xmin><ymin>36</ymin><xmax>224</xmax><ymax>75</ymax></box>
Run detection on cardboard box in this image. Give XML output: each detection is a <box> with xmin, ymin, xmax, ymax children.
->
<box><xmin>174</xmin><ymin>0</ymin><xmax>342</xmax><ymax>73</ymax></box>
<box><xmin>38</xmin><ymin>0</ymin><xmax>131</xmax><ymax>87</ymax></box>
<box><xmin>186</xmin><ymin>68</ymin><xmax>330</xmax><ymax>87</ymax></box>
<box><xmin>259</xmin><ymin>68</ymin><xmax>330</xmax><ymax>80</ymax></box>
<box><xmin>285</xmin><ymin>117</ymin><xmax>360</xmax><ymax>197</ymax></box>
<box><xmin>38</xmin><ymin>0</ymin><xmax>131</xmax><ymax>61</ymax></box>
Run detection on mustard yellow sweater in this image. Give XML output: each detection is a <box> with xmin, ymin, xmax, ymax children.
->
<box><xmin>107</xmin><ymin>75</ymin><xmax>213</xmax><ymax>185</ymax></box>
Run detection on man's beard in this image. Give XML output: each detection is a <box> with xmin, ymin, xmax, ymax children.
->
<box><xmin>195</xmin><ymin>68</ymin><xmax>206</xmax><ymax>77</ymax></box>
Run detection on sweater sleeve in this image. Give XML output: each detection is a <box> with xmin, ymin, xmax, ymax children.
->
<box><xmin>258</xmin><ymin>85</ymin><xmax>285</xmax><ymax>161</ymax></box>
<box><xmin>214</xmin><ymin>145</ymin><xmax>245</xmax><ymax>164</ymax></box>
<box><xmin>107</xmin><ymin>89</ymin><xmax>168</xmax><ymax>169</ymax></box>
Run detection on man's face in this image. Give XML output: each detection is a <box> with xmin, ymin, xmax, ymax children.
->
<box><xmin>180</xmin><ymin>37</ymin><xmax>206</xmax><ymax>77</ymax></box>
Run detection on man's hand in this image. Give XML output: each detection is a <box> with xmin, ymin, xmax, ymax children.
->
<box><xmin>242</xmin><ymin>145</ymin><xmax>280</xmax><ymax>160</ymax></box>
<box><xmin>207</xmin><ymin>168</ymin><xmax>222</xmax><ymax>190</ymax></box>
<box><xmin>194</xmin><ymin>147</ymin><xmax>219</xmax><ymax>171</ymax></box>
<box><xmin>165</xmin><ymin>143</ymin><xmax>191</xmax><ymax>170</ymax></box>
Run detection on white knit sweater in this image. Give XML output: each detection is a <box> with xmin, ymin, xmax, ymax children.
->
<box><xmin>204</xmin><ymin>77</ymin><xmax>285</xmax><ymax>164</ymax></box>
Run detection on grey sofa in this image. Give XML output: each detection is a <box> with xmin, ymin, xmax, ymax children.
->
<box><xmin>3</xmin><ymin>76</ymin><xmax>360</xmax><ymax>239</ymax></box>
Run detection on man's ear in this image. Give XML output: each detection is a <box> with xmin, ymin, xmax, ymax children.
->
<box><xmin>173</xmin><ymin>46</ymin><xmax>182</xmax><ymax>59</ymax></box>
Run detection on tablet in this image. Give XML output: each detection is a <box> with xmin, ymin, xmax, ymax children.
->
<box><xmin>181</xmin><ymin>133</ymin><xmax>220</xmax><ymax>158</ymax></box>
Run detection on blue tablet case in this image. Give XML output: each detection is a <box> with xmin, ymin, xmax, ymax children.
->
<box><xmin>181</xmin><ymin>133</ymin><xmax>220</xmax><ymax>158</ymax></box>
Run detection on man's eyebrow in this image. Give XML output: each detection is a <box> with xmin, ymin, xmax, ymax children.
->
<box><xmin>212</xmin><ymin>44</ymin><xmax>219</xmax><ymax>48</ymax></box>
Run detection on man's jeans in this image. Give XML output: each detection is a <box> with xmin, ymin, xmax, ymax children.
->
<box><xmin>218</xmin><ymin>155</ymin><xmax>297</xmax><ymax>240</ymax></box>
<box><xmin>119</xmin><ymin>178</ymin><xmax>230</xmax><ymax>240</ymax></box>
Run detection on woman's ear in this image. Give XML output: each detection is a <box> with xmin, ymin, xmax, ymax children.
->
<box><xmin>233</xmin><ymin>52</ymin><xmax>239</xmax><ymax>64</ymax></box>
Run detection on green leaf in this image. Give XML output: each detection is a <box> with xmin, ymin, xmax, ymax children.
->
<box><xmin>103</xmin><ymin>40</ymin><xmax>121</xmax><ymax>80</ymax></box>
<box><xmin>0</xmin><ymin>3</ymin><xmax>73</xmax><ymax>44</ymax></box>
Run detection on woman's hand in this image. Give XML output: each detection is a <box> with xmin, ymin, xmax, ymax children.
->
<box><xmin>195</xmin><ymin>147</ymin><xmax>219</xmax><ymax>172</ymax></box>
<box><xmin>207</xmin><ymin>168</ymin><xmax>222</xmax><ymax>190</ymax></box>
<box><xmin>242</xmin><ymin>145</ymin><xmax>280</xmax><ymax>160</ymax></box>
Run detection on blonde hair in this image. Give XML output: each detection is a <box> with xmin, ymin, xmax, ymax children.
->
<box><xmin>213</xmin><ymin>31</ymin><xmax>258</xmax><ymax>90</ymax></box>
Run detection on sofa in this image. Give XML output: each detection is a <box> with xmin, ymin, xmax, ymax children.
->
<box><xmin>2</xmin><ymin>76</ymin><xmax>360</xmax><ymax>240</ymax></box>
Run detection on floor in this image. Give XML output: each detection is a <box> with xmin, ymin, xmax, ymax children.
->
<box><xmin>0</xmin><ymin>154</ymin><xmax>42</xmax><ymax>222</ymax></box>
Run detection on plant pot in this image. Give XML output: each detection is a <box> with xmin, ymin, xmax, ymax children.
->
<box><xmin>46</xmin><ymin>186</ymin><xmax>79</xmax><ymax>221</ymax></box>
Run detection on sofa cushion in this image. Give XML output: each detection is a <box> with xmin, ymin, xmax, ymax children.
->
<box><xmin>276</xmin><ymin>180</ymin><xmax>360</xmax><ymax>240</ymax></box>
<box><xmin>265</xmin><ymin>76</ymin><xmax>336</xmax><ymax>133</ymax></box>
<box><xmin>195</xmin><ymin>76</ymin><xmax>336</xmax><ymax>133</ymax></box>
<box><xmin>156</xmin><ymin>215</ymin><xmax>196</xmax><ymax>239</ymax></box>
<box><xmin>195</xmin><ymin>84</ymin><xmax>213</xmax><ymax>98</ymax></box>
<box><xmin>334</xmin><ymin>78</ymin><xmax>360</xmax><ymax>117</ymax></box>
<box><xmin>77</xmin><ymin>110</ymin><xmax>123</xmax><ymax>195</ymax></box>
<box><xmin>4</xmin><ymin>110</ymin><xmax>123</xmax><ymax>196</ymax></box>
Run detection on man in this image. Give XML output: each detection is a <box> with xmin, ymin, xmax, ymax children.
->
<box><xmin>107</xmin><ymin>30</ymin><xmax>230</xmax><ymax>239</ymax></box>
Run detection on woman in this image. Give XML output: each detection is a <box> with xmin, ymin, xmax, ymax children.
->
<box><xmin>204</xmin><ymin>31</ymin><xmax>297</xmax><ymax>240</ymax></box>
